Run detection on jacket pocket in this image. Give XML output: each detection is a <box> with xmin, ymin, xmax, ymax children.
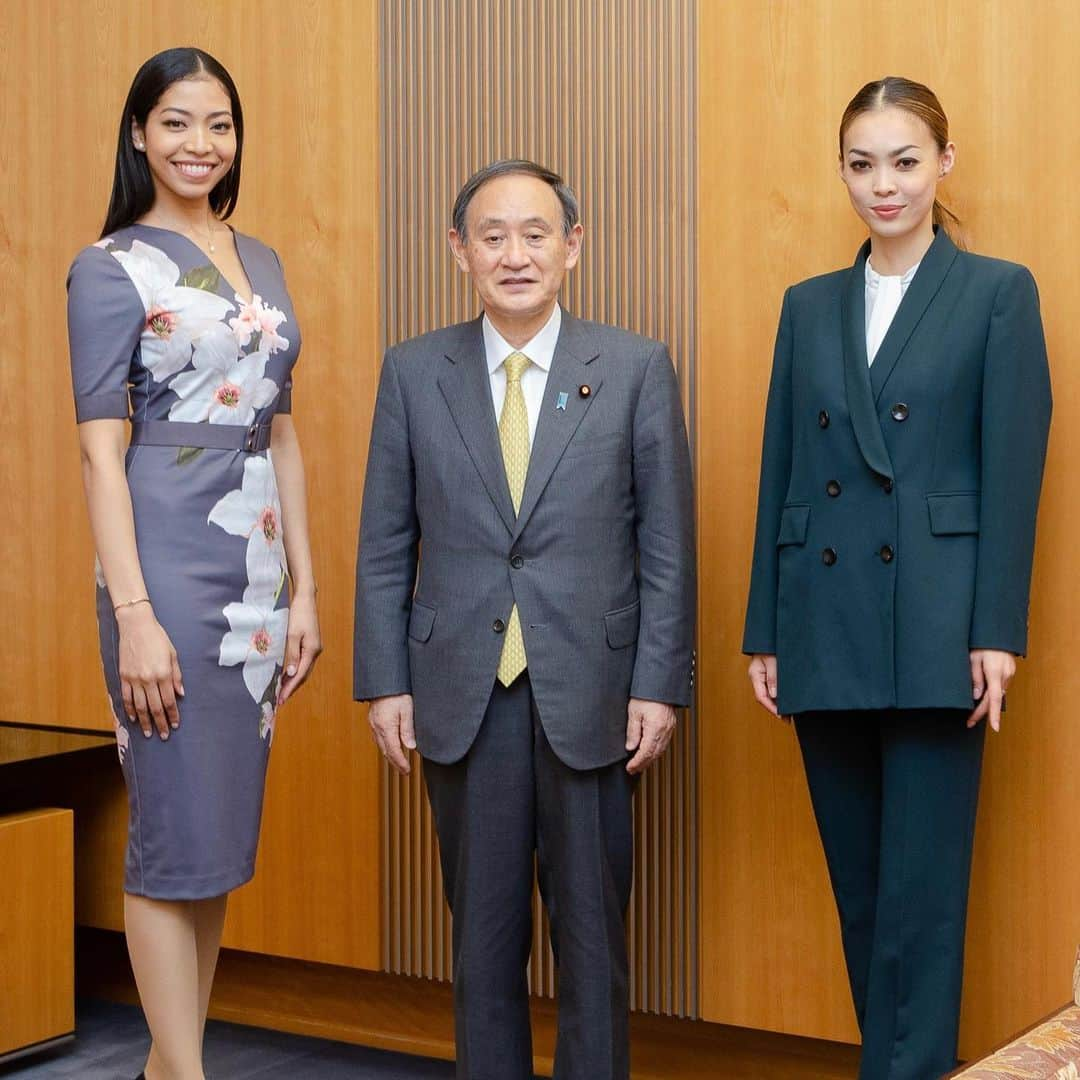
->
<box><xmin>776</xmin><ymin>503</ymin><xmax>810</xmax><ymax>547</ymax></box>
<box><xmin>407</xmin><ymin>600</ymin><xmax>437</xmax><ymax>642</ymax></box>
<box><xmin>562</xmin><ymin>432</ymin><xmax>629</xmax><ymax>461</ymax></box>
<box><xmin>604</xmin><ymin>600</ymin><xmax>640</xmax><ymax>649</ymax></box>
<box><xmin>927</xmin><ymin>492</ymin><xmax>980</xmax><ymax>536</ymax></box>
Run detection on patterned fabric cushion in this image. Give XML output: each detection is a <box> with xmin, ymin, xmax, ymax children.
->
<box><xmin>954</xmin><ymin>1006</ymin><xmax>1080</xmax><ymax>1078</ymax></box>
<box><xmin>953</xmin><ymin>950</ymin><xmax>1080</xmax><ymax>1077</ymax></box>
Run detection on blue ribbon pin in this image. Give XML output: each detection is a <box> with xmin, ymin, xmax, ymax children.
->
<box><xmin>556</xmin><ymin>391</ymin><xmax>568</xmax><ymax>411</ymax></box>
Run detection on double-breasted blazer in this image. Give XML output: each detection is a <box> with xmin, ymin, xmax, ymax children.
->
<box><xmin>354</xmin><ymin>309</ymin><xmax>696</xmax><ymax>769</ymax></box>
<box><xmin>744</xmin><ymin>229</ymin><xmax>1052</xmax><ymax>716</ymax></box>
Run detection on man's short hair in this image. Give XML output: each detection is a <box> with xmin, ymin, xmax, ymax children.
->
<box><xmin>452</xmin><ymin>159</ymin><xmax>580</xmax><ymax>241</ymax></box>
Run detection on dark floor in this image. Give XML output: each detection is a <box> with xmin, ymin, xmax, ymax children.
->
<box><xmin>0</xmin><ymin>999</ymin><xmax>488</xmax><ymax>1079</ymax></box>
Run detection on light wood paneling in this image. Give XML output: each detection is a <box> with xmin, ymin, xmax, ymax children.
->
<box><xmin>698</xmin><ymin>0</ymin><xmax>1080</xmax><ymax>1057</ymax></box>
<box><xmin>380</xmin><ymin>0</ymin><xmax>698</xmax><ymax>1016</ymax></box>
<box><xmin>0</xmin><ymin>1</ymin><xmax>382</xmax><ymax>969</ymax></box>
<box><xmin>0</xmin><ymin>809</ymin><xmax>74</xmax><ymax>1056</ymax></box>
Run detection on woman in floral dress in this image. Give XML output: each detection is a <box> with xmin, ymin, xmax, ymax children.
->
<box><xmin>67</xmin><ymin>48</ymin><xmax>320</xmax><ymax>1080</ymax></box>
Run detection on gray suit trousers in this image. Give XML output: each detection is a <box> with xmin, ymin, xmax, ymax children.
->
<box><xmin>423</xmin><ymin>675</ymin><xmax>635</xmax><ymax>1080</ymax></box>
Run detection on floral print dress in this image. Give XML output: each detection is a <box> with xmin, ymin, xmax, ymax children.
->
<box><xmin>66</xmin><ymin>225</ymin><xmax>300</xmax><ymax>899</ymax></box>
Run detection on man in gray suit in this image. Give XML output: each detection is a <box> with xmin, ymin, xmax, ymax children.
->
<box><xmin>354</xmin><ymin>159</ymin><xmax>695</xmax><ymax>1080</ymax></box>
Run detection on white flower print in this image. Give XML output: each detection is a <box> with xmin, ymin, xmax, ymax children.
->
<box><xmin>260</xmin><ymin>701</ymin><xmax>276</xmax><ymax>745</ymax></box>
<box><xmin>109</xmin><ymin>240</ymin><xmax>234</xmax><ymax>382</ymax></box>
<box><xmin>168</xmin><ymin>326</ymin><xmax>279</xmax><ymax>425</ymax></box>
<box><xmin>219</xmin><ymin>600</ymin><xmax>289</xmax><ymax>704</ymax></box>
<box><xmin>207</xmin><ymin>455</ymin><xmax>287</xmax><ymax>604</ymax></box>
<box><xmin>108</xmin><ymin>696</ymin><xmax>129</xmax><ymax>765</ymax></box>
<box><xmin>229</xmin><ymin>293</ymin><xmax>290</xmax><ymax>355</ymax></box>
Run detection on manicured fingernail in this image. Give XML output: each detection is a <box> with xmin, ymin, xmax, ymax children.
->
<box><xmin>178</xmin><ymin>685</ymin><xmax>185</xmax><ymax>696</ymax></box>
<box><xmin>143</xmin><ymin>729</ymin><xmax>152</xmax><ymax>738</ymax></box>
<box><xmin>405</xmin><ymin>738</ymin><xmax>416</xmax><ymax>749</ymax></box>
<box><xmin>170</xmin><ymin>721</ymin><xmax>179</xmax><ymax>729</ymax></box>
<box><xmin>160</xmin><ymin>732</ymin><xmax>168</xmax><ymax>741</ymax></box>
<box><xmin>287</xmin><ymin>665</ymin><xmax>297</xmax><ymax>676</ymax></box>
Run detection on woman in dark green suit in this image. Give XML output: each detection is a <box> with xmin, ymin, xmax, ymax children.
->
<box><xmin>744</xmin><ymin>77</ymin><xmax>1051</xmax><ymax>1080</ymax></box>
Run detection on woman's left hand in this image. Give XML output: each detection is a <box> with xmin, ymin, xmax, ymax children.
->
<box><xmin>277</xmin><ymin>592</ymin><xmax>323</xmax><ymax>707</ymax></box>
<box><xmin>968</xmin><ymin>649</ymin><xmax>1017</xmax><ymax>732</ymax></box>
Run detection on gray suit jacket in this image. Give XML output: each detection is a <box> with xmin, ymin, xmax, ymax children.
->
<box><xmin>354</xmin><ymin>309</ymin><xmax>696</xmax><ymax>769</ymax></box>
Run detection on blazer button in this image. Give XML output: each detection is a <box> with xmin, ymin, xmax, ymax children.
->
<box><xmin>822</xmin><ymin>547</ymin><xmax>837</xmax><ymax>566</ymax></box>
<box><xmin>882</xmin><ymin>478</ymin><xmax>894</xmax><ymax>493</ymax></box>
<box><xmin>880</xmin><ymin>545</ymin><xmax>894</xmax><ymax>563</ymax></box>
<box><xmin>826</xmin><ymin>480</ymin><xmax>841</xmax><ymax>498</ymax></box>
<box><xmin>510</xmin><ymin>555</ymin><xmax>524</xmax><ymax>569</ymax></box>
<box><xmin>493</xmin><ymin>619</ymin><xmax>506</xmax><ymax>633</ymax></box>
<box><xmin>818</xmin><ymin>409</ymin><xmax>830</xmax><ymax>429</ymax></box>
<box><xmin>890</xmin><ymin>403</ymin><xmax>909</xmax><ymax>422</ymax></box>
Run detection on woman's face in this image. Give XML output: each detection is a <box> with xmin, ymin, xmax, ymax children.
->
<box><xmin>133</xmin><ymin>75</ymin><xmax>237</xmax><ymax>208</ymax></box>
<box><xmin>839</xmin><ymin>105</ymin><xmax>955</xmax><ymax>243</ymax></box>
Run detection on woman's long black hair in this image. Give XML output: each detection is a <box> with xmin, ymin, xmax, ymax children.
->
<box><xmin>101</xmin><ymin>47</ymin><xmax>244</xmax><ymax>238</ymax></box>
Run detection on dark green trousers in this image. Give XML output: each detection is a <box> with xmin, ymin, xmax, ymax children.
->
<box><xmin>796</xmin><ymin>709</ymin><xmax>986</xmax><ymax>1080</ymax></box>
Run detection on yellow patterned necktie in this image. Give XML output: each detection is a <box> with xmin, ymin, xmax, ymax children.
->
<box><xmin>496</xmin><ymin>351</ymin><xmax>531</xmax><ymax>686</ymax></box>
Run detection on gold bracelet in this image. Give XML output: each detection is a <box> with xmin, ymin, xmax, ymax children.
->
<box><xmin>113</xmin><ymin>597</ymin><xmax>150</xmax><ymax>613</ymax></box>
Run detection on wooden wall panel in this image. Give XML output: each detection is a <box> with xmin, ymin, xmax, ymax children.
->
<box><xmin>698</xmin><ymin>0</ymin><xmax>1080</xmax><ymax>1057</ymax></box>
<box><xmin>0</xmin><ymin>0</ymin><xmax>382</xmax><ymax>969</ymax></box>
<box><xmin>0</xmin><ymin>809</ymin><xmax>74</xmax><ymax>1056</ymax></box>
<box><xmin>379</xmin><ymin>0</ymin><xmax>698</xmax><ymax>1017</ymax></box>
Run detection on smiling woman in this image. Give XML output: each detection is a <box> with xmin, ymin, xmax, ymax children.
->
<box><xmin>65</xmin><ymin>46</ymin><xmax>322</xmax><ymax>1080</ymax></box>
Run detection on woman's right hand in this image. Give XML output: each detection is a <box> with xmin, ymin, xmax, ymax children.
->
<box><xmin>748</xmin><ymin>653</ymin><xmax>782</xmax><ymax>719</ymax></box>
<box><xmin>117</xmin><ymin>605</ymin><xmax>184</xmax><ymax>740</ymax></box>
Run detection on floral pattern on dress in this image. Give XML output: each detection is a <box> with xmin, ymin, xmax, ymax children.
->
<box><xmin>105</xmin><ymin>239</ymin><xmax>235</xmax><ymax>382</ymax></box>
<box><xmin>107</xmin><ymin>695</ymin><xmax>129</xmax><ymax>764</ymax></box>
<box><xmin>91</xmin><ymin>232</ymin><xmax>296</xmax><ymax>741</ymax></box>
<box><xmin>219</xmin><ymin>599</ymin><xmax>289</xmax><ymax>703</ymax></box>
<box><xmin>208</xmin><ymin>453</ymin><xmax>289</xmax><ymax>733</ymax></box>
<box><xmin>229</xmin><ymin>293</ymin><xmax>290</xmax><ymax>355</ymax></box>
<box><xmin>207</xmin><ymin>456</ymin><xmax>287</xmax><ymax>601</ymax></box>
<box><xmin>169</xmin><ymin>325</ymin><xmax>279</xmax><ymax>425</ymax></box>
<box><xmin>101</xmin><ymin>238</ymin><xmax>291</xmax><ymax>425</ymax></box>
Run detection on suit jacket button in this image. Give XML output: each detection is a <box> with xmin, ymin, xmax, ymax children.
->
<box><xmin>890</xmin><ymin>403</ymin><xmax>909</xmax><ymax>422</ymax></box>
<box><xmin>826</xmin><ymin>480</ymin><xmax>841</xmax><ymax>498</ymax></box>
<box><xmin>818</xmin><ymin>409</ymin><xmax>830</xmax><ymax>429</ymax></box>
<box><xmin>822</xmin><ymin>547</ymin><xmax>837</xmax><ymax>566</ymax></box>
<box><xmin>493</xmin><ymin>619</ymin><xmax>506</xmax><ymax>633</ymax></box>
<box><xmin>510</xmin><ymin>555</ymin><xmax>524</xmax><ymax>569</ymax></box>
<box><xmin>882</xmin><ymin>478</ymin><xmax>894</xmax><ymax>493</ymax></box>
<box><xmin>880</xmin><ymin>545</ymin><xmax>894</xmax><ymax>563</ymax></box>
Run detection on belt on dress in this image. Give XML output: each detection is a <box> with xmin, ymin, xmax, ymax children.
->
<box><xmin>129</xmin><ymin>420</ymin><xmax>273</xmax><ymax>452</ymax></box>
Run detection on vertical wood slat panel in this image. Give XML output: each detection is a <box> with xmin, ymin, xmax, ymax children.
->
<box><xmin>379</xmin><ymin>0</ymin><xmax>697</xmax><ymax>1017</ymax></box>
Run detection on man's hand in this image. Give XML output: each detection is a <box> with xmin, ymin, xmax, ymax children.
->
<box><xmin>367</xmin><ymin>693</ymin><xmax>416</xmax><ymax>774</ymax></box>
<box><xmin>625</xmin><ymin>698</ymin><xmax>677</xmax><ymax>774</ymax></box>
<box><xmin>968</xmin><ymin>649</ymin><xmax>1016</xmax><ymax>733</ymax></box>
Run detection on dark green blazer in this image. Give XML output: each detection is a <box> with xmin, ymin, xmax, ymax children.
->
<box><xmin>743</xmin><ymin>229</ymin><xmax>1052</xmax><ymax>715</ymax></box>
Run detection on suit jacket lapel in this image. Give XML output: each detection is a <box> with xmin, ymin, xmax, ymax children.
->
<box><xmin>842</xmin><ymin>240</ymin><xmax>895</xmax><ymax>481</ymax></box>
<box><xmin>869</xmin><ymin>227</ymin><xmax>959</xmax><ymax>401</ymax></box>
<box><xmin>437</xmin><ymin>317</ymin><xmax>517</xmax><ymax>534</ymax></box>
<box><xmin>512</xmin><ymin>310</ymin><xmax>601</xmax><ymax>542</ymax></box>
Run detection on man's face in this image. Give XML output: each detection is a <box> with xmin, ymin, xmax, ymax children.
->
<box><xmin>449</xmin><ymin>173</ymin><xmax>582</xmax><ymax>326</ymax></box>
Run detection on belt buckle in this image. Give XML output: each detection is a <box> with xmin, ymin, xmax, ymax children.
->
<box><xmin>246</xmin><ymin>424</ymin><xmax>258</xmax><ymax>452</ymax></box>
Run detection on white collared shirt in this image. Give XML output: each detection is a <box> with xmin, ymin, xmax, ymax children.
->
<box><xmin>865</xmin><ymin>257</ymin><xmax>921</xmax><ymax>366</ymax></box>
<box><xmin>483</xmin><ymin>304</ymin><xmax>561</xmax><ymax>447</ymax></box>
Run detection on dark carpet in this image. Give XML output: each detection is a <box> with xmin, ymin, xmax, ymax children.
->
<box><xmin>0</xmin><ymin>998</ymin><xmax>469</xmax><ymax>1079</ymax></box>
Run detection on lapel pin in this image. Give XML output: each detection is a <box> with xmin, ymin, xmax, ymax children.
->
<box><xmin>556</xmin><ymin>391</ymin><xmax>568</xmax><ymax>411</ymax></box>
<box><xmin>579</xmin><ymin>384</ymin><xmax>591</xmax><ymax>399</ymax></box>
